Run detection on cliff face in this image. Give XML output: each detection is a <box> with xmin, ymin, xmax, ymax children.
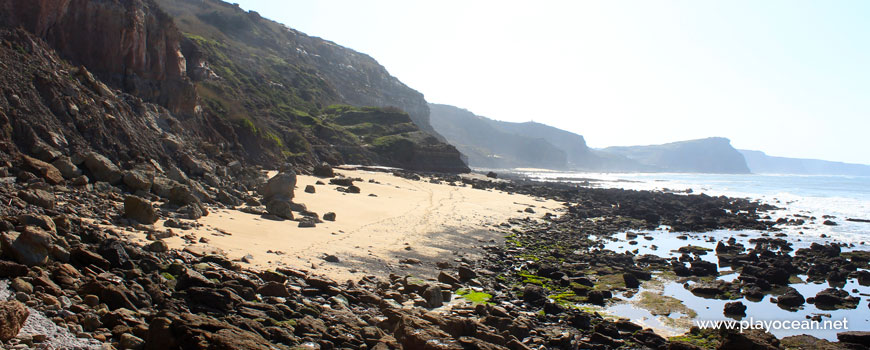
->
<box><xmin>0</xmin><ymin>28</ymin><xmax>215</xmax><ymax>168</ymax></box>
<box><xmin>602</xmin><ymin>137</ymin><xmax>751</xmax><ymax>174</ymax></box>
<box><xmin>0</xmin><ymin>0</ymin><xmax>467</xmax><ymax>172</ymax></box>
<box><xmin>0</xmin><ymin>0</ymin><xmax>197</xmax><ymax>116</ymax></box>
<box><xmin>740</xmin><ymin>150</ymin><xmax>870</xmax><ymax>176</ymax></box>
<box><xmin>429</xmin><ymin>104</ymin><xmax>568</xmax><ymax>169</ymax></box>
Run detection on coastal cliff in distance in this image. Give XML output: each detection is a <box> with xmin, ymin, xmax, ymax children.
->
<box><xmin>601</xmin><ymin>137</ymin><xmax>751</xmax><ymax>174</ymax></box>
<box><xmin>0</xmin><ymin>0</ymin><xmax>468</xmax><ymax>173</ymax></box>
<box><xmin>740</xmin><ymin>150</ymin><xmax>870</xmax><ymax>176</ymax></box>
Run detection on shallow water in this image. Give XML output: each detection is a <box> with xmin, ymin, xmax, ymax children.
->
<box><xmin>599</xmin><ymin>230</ymin><xmax>870</xmax><ymax>340</ymax></box>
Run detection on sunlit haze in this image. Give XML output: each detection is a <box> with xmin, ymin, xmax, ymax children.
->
<box><xmin>232</xmin><ymin>1</ymin><xmax>870</xmax><ymax>165</ymax></box>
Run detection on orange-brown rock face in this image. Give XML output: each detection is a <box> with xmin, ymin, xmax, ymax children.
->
<box><xmin>0</xmin><ymin>0</ymin><xmax>196</xmax><ymax>115</ymax></box>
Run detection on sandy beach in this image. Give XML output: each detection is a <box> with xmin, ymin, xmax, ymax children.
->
<box><xmin>127</xmin><ymin>168</ymin><xmax>562</xmax><ymax>281</ymax></box>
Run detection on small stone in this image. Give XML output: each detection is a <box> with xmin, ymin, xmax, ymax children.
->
<box><xmin>323</xmin><ymin>212</ymin><xmax>336</xmax><ymax>221</ymax></box>
<box><xmin>304</xmin><ymin>185</ymin><xmax>316</xmax><ymax>194</ymax></box>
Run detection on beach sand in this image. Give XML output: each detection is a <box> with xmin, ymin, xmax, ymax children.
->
<box><xmin>127</xmin><ymin>168</ymin><xmax>563</xmax><ymax>282</ymax></box>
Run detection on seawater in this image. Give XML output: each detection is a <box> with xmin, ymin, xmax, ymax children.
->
<box><xmin>521</xmin><ymin>172</ymin><xmax>870</xmax><ymax>244</ymax></box>
<box><xmin>516</xmin><ymin>171</ymin><xmax>870</xmax><ymax>340</ymax></box>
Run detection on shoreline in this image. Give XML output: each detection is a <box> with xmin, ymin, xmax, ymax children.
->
<box><xmin>2</xmin><ymin>162</ymin><xmax>868</xmax><ymax>349</ymax></box>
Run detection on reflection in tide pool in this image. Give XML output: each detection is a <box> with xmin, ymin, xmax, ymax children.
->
<box><xmin>598</xmin><ymin>230</ymin><xmax>870</xmax><ymax>341</ymax></box>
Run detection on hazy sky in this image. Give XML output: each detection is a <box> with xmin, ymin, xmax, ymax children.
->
<box><xmin>233</xmin><ymin>1</ymin><xmax>870</xmax><ymax>165</ymax></box>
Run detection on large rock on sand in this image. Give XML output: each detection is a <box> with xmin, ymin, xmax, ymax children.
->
<box><xmin>260</xmin><ymin>171</ymin><xmax>296</xmax><ymax>200</ymax></box>
<box><xmin>0</xmin><ymin>301</ymin><xmax>29</xmax><ymax>341</ymax></box>
<box><xmin>124</xmin><ymin>195</ymin><xmax>158</xmax><ymax>224</ymax></box>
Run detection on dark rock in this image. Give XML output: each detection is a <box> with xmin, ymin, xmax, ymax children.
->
<box><xmin>329</xmin><ymin>178</ymin><xmax>354</xmax><ymax>186</ymax></box>
<box><xmin>124</xmin><ymin>195</ymin><xmax>158</xmax><ymax>224</ymax></box>
<box><xmin>257</xmin><ymin>282</ymin><xmax>291</xmax><ymax>297</ymax></box>
<box><xmin>458</xmin><ymin>266</ymin><xmax>477</xmax><ymax>281</ymax></box>
<box><xmin>522</xmin><ymin>284</ymin><xmax>546</xmax><ymax>304</ymax></box>
<box><xmin>422</xmin><ymin>285</ymin><xmax>444</xmax><ymax>308</ymax></box>
<box><xmin>346</xmin><ymin>185</ymin><xmax>361</xmax><ymax>194</ymax></box>
<box><xmin>52</xmin><ymin>156</ymin><xmax>81</xmax><ymax>179</ymax></box>
<box><xmin>812</xmin><ymin>288</ymin><xmax>859</xmax><ymax>309</ymax></box>
<box><xmin>265</xmin><ymin>199</ymin><xmax>294</xmax><ymax>220</ymax></box>
<box><xmin>486</xmin><ymin>171</ymin><xmax>497</xmax><ymax>178</ymax></box>
<box><xmin>775</xmin><ymin>287</ymin><xmax>805</xmax><ymax>308</ymax></box>
<box><xmin>0</xmin><ymin>261</ymin><xmax>28</xmax><ymax>278</ymax></box>
<box><xmin>176</xmin><ymin>268</ymin><xmax>215</xmax><ymax>290</ymax></box>
<box><xmin>723</xmin><ymin>301</ymin><xmax>747</xmax><ymax>316</ymax></box>
<box><xmin>623</xmin><ymin>273</ymin><xmax>640</xmax><ymax>288</ymax></box>
<box><xmin>822</xmin><ymin>220</ymin><xmax>837</xmax><ymax>226</ymax></box>
<box><xmin>837</xmin><ymin>331</ymin><xmax>870</xmax><ymax>346</ymax></box>
<box><xmin>304</xmin><ymin>185</ymin><xmax>316</xmax><ymax>193</ymax></box>
<box><xmin>438</xmin><ymin>271</ymin><xmax>461</xmax><ymax>285</ymax></box>
<box><xmin>323</xmin><ymin>212</ymin><xmax>336</xmax><ymax>221</ymax></box>
<box><xmin>313</xmin><ymin>163</ymin><xmax>334</xmax><ymax>177</ymax></box>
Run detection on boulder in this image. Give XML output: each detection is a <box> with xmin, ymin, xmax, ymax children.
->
<box><xmin>21</xmin><ymin>154</ymin><xmax>64</xmax><ymax>184</ymax></box>
<box><xmin>313</xmin><ymin>162</ymin><xmax>334</xmax><ymax>177</ymax></box>
<box><xmin>52</xmin><ymin>156</ymin><xmax>82</xmax><ymax>179</ymax></box>
<box><xmin>260</xmin><ymin>171</ymin><xmax>296</xmax><ymax>201</ymax></box>
<box><xmin>123</xmin><ymin>170</ymin><xmax>153</xmax><ymax>192</ymax></box>
<box><xmin>522</xmin><ymin>284</ymin><xmax>546</xmax><ymax>304</ymax></box>
<box><xmin>623</xmin><ymin>273</ymin><xmax>640</xmax><ymax>289</ymax></box>
<box><xmin>422</xmin><ymin>285</ymin><xmax>444</xmax><ymax>308</ymax></box>
<box><xmin>265</xmin><ymin>199</ymin><xmax>294</xmax><ymax>220</ymax></box>
<box><xmin>775</xmin><ymin>287</ymin><xmax>805</xmax><ymax>308</ymax></box>
<box><xmin>257</xmin><ymin>282</ymin><xmax>291</xmax><ymax>297</ymax></box>
<box><xmin>124</xmin><ymin>195</ymin><xmax>158</xmax><ymax>224</ymax></box>
<box><xmin>1</xmin><ymin>227</ymin><xmax>53</xmax><ymax>266</ymax></box>
<box><xmin>18</xmin><ymin>189</ymin><xmax>55</xmax><ymax>209</ymax></box>
<box><xmin>329</xmin><ymin>178</ymin><xmax>354</xmax><ymax>186</ymax></box>
<box><xmin>84</xmin><ymin>152</ymin><xmax>122</xmax><ymax>184</ymax></box>
<box><xmin>0</xmin><ymin>301</ymin><xmax>29</xmax><ymax>341</ymax></box>
<box><xmin>723</xmin><ymin>301</ymin><xmax>747</xmax><ymax>317</ymax></box>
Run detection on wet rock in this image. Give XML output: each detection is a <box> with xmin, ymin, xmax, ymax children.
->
<box><xmin>0</xmin><ymin>301</ymin><xmax>29</xmax><ymax>341</ymax></box>
<box><xmin>723</xmin><ymin>301</ymin><xmax>747</xmax><ymax>317</ymax></box>
<box><xmin>811</xmin><ymin>288</ymin><xmax>859</xmax><ymax>309</ymax></box>
<box><xmin>623</xmin><ymin>273</ymin><xmax>640</xmax><ymax>288</ymax></box>
<box><xmin>18</xmin><ymin>189</ymin><xmax>55</xmax><ymax>209</ymax></box>
<box><xmin>775</xmin><ymin>287</ymin><xmax>805</xmax><ymax>308</ymax></box>
<box><xmin>837</xmin><ymin>331</ymin><xmax>870</xmax><ymax>347</ymax></box>
<box><xmin>84</xmin><ymin>152</ymin><xmax>122</xmax><ymax>184</ymax></box>
<box><xmin>718</xmin><ymin>329</ymin><xmax>780</xmax><ymax>350</ymax></box>
<box><xmin>124</xmin><ymin>195</ymin><xmax>158</xmax><ymax>224</ymax></box>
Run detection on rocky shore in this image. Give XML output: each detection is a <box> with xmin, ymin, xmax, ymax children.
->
<box><xmin>1</xmin><ymin>149</ymin><xmax>869</xmax><ymax>350</ymax></box>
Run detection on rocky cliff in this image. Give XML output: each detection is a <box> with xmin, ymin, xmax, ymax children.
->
<box><xmin>0</xmin><ymin>0</ymin><xmax>467</xmax><ymax>173</ymax></box>
<box><xmin>740</xmin><ymin>150</ymin><xmax>870</xmax><ymax>176</ymax></box>
<box><xmin>0</xmin><ymin>0</ymin><xmax>197</xmax><ymax>116</ymax></box>
<box><xmin>429</xmin><ymin>104</ymin><xmax>568</xmax><ymax>169</ymax></box>
<box><xmin>602</xmin><ymin>137</ymin><xmax>751</xmax><ymax>174</ymax></box>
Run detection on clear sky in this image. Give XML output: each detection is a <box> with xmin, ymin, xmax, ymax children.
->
<box><xmin>232</xmin><ymin>1</ymin><xmax>870</xmax><ymax>165</ymax></box>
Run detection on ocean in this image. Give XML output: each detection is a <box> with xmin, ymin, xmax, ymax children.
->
<box><xmin>519</xmin><ymin>171</ymin><xmax>870</xmax><ymax>245</ymax></box>
<box><xmin>516</xmin><ymin>171</ymin><xmax>870</xmax><ymax>339</ymax></box>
